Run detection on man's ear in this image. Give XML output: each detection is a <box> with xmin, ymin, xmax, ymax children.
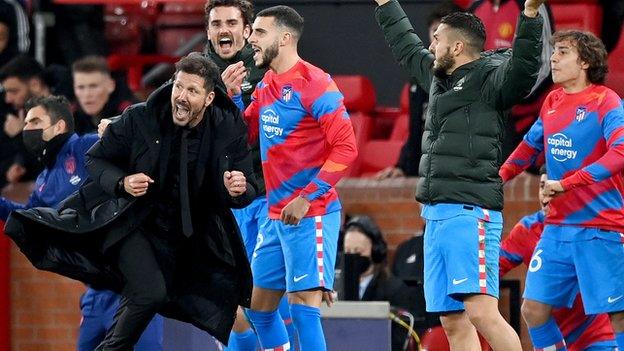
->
<box><xmin>204</xmin><ymin>91</ymin><xmax>216</xmax><ymax>107</ymax></box>
<box><xmin>453</xmin><ymin>41</ymin><xmax>465</xmax><ymax>57</ymax></box>
<box><xmin>243</xmin><ymin>24</ymin><xmax>251</xmax><ymax>40</ymax></box>
<box><xmin>54</xmin><ymin>119</ymin><xmax>67</xmax><ymax>135</ymax></box>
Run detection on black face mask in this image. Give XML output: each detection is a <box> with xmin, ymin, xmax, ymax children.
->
<box><xmin>22</xmin><ymin>128</ymin><xmax>46</xmax><ymax>156</ymax></box>
<box><xmin>353</xmin><ymin>255</ymin><xmax>372</xmax><ymax>276</ymax></box>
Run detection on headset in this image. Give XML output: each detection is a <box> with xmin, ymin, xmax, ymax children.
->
<box><xmin>345</xmin><ymin>215</ymin><xmax>388</xmax><ymax>264</ymax></box>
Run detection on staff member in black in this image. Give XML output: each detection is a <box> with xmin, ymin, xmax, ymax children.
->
<box><xmin>6</xmin><ymin>53</ymin><xmax>257</xmax><ymax>350</ymax></box>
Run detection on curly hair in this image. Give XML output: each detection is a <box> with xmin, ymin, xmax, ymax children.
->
<box><xmin>552</xmin><ymin>30</ymin><xmax>608</xmax><ymax>84</ymax></box>
<box><xmin>204</xmin><ymin>0</ymin><xmax>254</xmax><ymax>28</ymax></box>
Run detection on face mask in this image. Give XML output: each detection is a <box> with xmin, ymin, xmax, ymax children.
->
<box><xmin>353</xmin><ymin>254</ymin><xmax>372</xmax><ymax>275</ymax></box>
<box><xmin>22</xmin><ymin>128</ymin><xmax>46</xmax><ymax>156</ymax></box>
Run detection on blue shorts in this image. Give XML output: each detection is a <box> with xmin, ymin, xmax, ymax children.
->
<box><xmin>232</xmin><ymin>197</ymin><xmax>269</xmax><ymax>259</ymax></box>
<box><xmin>422</xmin><ymin>204</ymin><xmax>503</xmax><ymax>313</ymax></box>
<box><xmin>251</xmin><ymin>211</ymin><xmax>340</xmax><ymax>292</ymax></box>
<box><xmin>524</xmin><ymin>224</ymin><xmax>624</xmax><ymax>314</ymax></box>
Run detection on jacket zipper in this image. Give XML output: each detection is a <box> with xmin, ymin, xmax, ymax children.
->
<box><xmin>425</xmin><ymin>98</ymin><xmax>437</xmax><ymax>201</ymax></box>
<box><xmin>465</xmin><ymin>106</ymin><xmax>474</xmax><ymax>164</ymax></box>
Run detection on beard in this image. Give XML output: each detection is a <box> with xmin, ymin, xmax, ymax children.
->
<box><xmin>257</xmin><ymin>39</ymin><xmax>279</xmax><ymax>70</ymax></box>
<box><xmin>432</xmin><ymin>47</ymin><xmax>455</xmax><ymax>79</ymax></box>
<box><xmin>172</xmin><ymin>100</ymin><xmax>204</xmax><ymax>127</ymax></box>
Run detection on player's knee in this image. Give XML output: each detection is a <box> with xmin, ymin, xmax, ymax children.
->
<box><xmin>521</xmin><ymin>300</ymin><xmax>550</xmax><ymax>326</ymax></box>
<box><xmin>465</xmin><ymin>308</ymin><xmax>499</xmax><ymax>330</ymax></box>
<box><xmin>440</xmin><ymin>313</ymin><xmax>470</xmax><ymax>335</ymax></box>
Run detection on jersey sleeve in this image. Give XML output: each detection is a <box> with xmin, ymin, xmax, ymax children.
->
<box><xmin>499</xmin><ymin>221</ymin><xmax>533</xmax><ymax>276</ymax></box>
<box><xmin>561</xmin><ymin>95</ymin><xmax>624</xmax><ymax>189</ymax></box>
<box><xmin>500</xmin><ymin>117</ymin><xmax>545</xmax><ymax>182</ymax></box>
<box><xmin>300</xmin><ymin>78</ymin><xmax>358</xmax><ymax>201</ymax></box>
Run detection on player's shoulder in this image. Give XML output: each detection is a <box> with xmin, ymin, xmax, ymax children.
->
<box><xmin>592</xmin><ymin>85</ymin><xmax>623</xmax><ymax>111</ymax></box>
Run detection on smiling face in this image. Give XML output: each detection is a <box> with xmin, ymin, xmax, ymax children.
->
<box><xmin>207</xmin><ymin>6</ymin><xmax>250</xmax><ymax>60</ymax></box>
<box><xmin>248</xmin><ymin>16</ymin><xmax>281</xmax><ymax>69</ymax></box>
<box><xmin>170</xmin><ymin>71</ymin><xmax>215</xmax><ymax>128</ymax></box>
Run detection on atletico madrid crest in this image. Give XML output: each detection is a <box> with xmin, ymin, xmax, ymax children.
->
<box><xmin>575</xmin><ymin>106</ymin><xmax>587</xmax><ymax>122</ymax></box>
<box><xmin>281</xmin><ymin>85</ymin><xmax>293</xmax><ymax>102</ymax></box>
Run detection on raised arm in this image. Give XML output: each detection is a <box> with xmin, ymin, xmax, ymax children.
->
<box><xmin>482</xmin><ymin>0</ymin><xmax>545</xmax><ymax>110</ymax></box>
<box><xmin>374</xmin><ymin>0</ymin><xmax>434</xmax><ymax>91</ymax></box>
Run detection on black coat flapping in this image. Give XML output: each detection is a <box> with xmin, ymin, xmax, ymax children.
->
<box><xmin>5</xmin><ymin>81</ymin><xmax>256</xmax><ymax>344</ymax></box>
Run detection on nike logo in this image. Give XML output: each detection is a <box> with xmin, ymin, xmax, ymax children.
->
<box><xmin>608</xmin><ymin>295</ymin><xmax>623</xmax><ymax>303</ymax></box>
<box><xmin>547</xmin><ymin>109</ymin><xmax>556</xmax><ymax>115</ymax></box>
<box><xmin>293</xmin><ymin>274</ymin><xmax>308</xmax><ymax>283</ymax></box>
<box><xmin>452</xmin><ymin>278</ymin><xmax>468</xmax><ymax>285</ymax></box>
<box><xmin>406</xmin><ymin>254</ymin><xmax>416</xmax><ymax>264</ymax></box>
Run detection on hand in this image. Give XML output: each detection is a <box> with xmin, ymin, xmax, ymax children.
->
<box><xmin>4</xmin><ymin>111</ymin><xmax>25</xmax><ymax>138</ymax></box>
<box><xmin>224</xmin><ymin>170</ymin><xmax>247</xmax><ymax>197</ymax></box>
<box><xmin>541</xmin><ymin>180</ymin><xmax>563</xmax><ymax>205</ymax></box>
<box><xmin>375</xmin><ymin>166</ymin><xmax>405</xmax><ymax>180</ymax></box>
<box><xmin>98</xmin><ymin>118</ymin><xmax>112</xmax><ymax>138</ymax></box>
<box><xmin>123</xmin><ymin>173</ymin><xmax>154</xmax><ymax>197</ymax></box>
<box><xmin>322</xmin><ymin>290</ymin><xmax>336</xmax><ymax>307</ymax></box>
<box><xmin>5</xmin><ymin>163</ymin><xmax>25</xmax><ymax>183</ymax></box>
<box><xmin>280</xmin><ymin>196</ymin><xmax>311</xmax><ymax>225</ymax></box>
<box><xmin>221</xmin><ymin>61</ymin><xmax>247</xmax><ymax>96</ymax></box>
<box><xmin>524</xmin><ymin>0</ymin><xmax>546</xmax><ymax>17</ymax></box>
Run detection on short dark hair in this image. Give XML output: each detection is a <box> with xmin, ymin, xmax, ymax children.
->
<box><xmin>552</xmin><ymin>30</ymin><xmax>608</xmax><ymax>84</ymax></box>
<box><xmin>0</xmin><ymin>54</ymin><xmax>44</xmax><ymax>82</ymax></box>
<box><xmin>256</xmin><ymin>5</ymin><xmax>304</xmax><ymax>40</ymax></box>
<box><xmin>204</xmin><ymin>0</ymin><xmax>254</xmax><ymax>28</ymax></box>
<box><xmin>174</xmin><ymin>52</ymin><xmax>220</xmax><ymax>92</ymax></box>
<box><xmin>427</xmin><ymin>1</ymin><xmax>462</xmax><ymax>28</ymax></box>
<box><xmin>440</xmin><ymin>12</ymin><xmax>486</xmax><ymax>54</ymax></box>
<box><xmin>72</xmin><ymin>55</ymin><xmax>111</xmax><ymax>75</ymax></box>
<box><xmin>25</xmin><ymin>95</ymin><xmax>74</xmax><ymax>134</ymax></box>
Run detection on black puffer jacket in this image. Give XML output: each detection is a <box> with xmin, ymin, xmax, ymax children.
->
<box><xmin>376</xmin><ymin>0</ymin><xmax>543</xmax><ymax>210</ymax></box>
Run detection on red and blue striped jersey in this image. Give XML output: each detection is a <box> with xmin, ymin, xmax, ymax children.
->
<box><xmin>244</xmin><ymin>60</ymin><xmax>357</xmax><ymax>219</ymax></box>
<box><xmin>500</xmin><ymin>85</ymin><xmax>624</xmax><ymax>232</ymax></box>
<box><xmin>500</xmin><ymin>210</ymin><xmax>615</xmax><ymax>351</ymax></box>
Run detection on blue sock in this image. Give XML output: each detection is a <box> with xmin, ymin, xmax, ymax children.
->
<box><xmin>528</xmin><ymin>317</ymin><xmax>567</xmax><ymax>351</ymax></box>
<box><xmin>290</xmin><ymin>304</ymin><xmax>326</xmax><ymax>351</ymax></box>
<box><xmin>246</xmin><ymin>309</ymin><xmax>289</xmax><ymax>350</ymax></box>
<box><xmin>223</xmin><ymin>329</ymin><xmax>258</xmax><ymax>351</ymax></box>
<box><xmin>278</xmin><ymin>297</ymin><xmax>296</xmax><ymax>349</ymax></box>
<box><xmin>615</xmin><ymin>331</ymin><xmax>624</xmax><ymax>350</ymax></box>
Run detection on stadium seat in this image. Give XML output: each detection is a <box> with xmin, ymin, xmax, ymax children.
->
<box><xmin>333</xmin><ymin>75</ymin><xmax>378</xmax><ymax>176</ymax></box>
<box><xmin>420</xmin><ymin>326</ymin><xmax>491</xmax><ymax>351</ymax></box>
<box><xmin>606</xmin><ymin>28</ymin><xmax>624</xmax><ymax>97</ymax></box>
<box><xmin>105</xmin><ymin>5</ymin><xmax>143</xmax><ymax>55</ymax></box>
<box><xmin>155</xmin><ymin>2</ymin><xmax>206</xmax><ymax>54</ymax></box>
<box><xmin>390</xmin><ymin>113</ymin><xmax>409</xmax><ymax>141</ymax></box>
<box><xmin>550</xmin><ymin>3</ymin><xmax>603</xmax><ymax>36</ymax></box>
<box><xmin>358</xmin><ymin>140</ymin><xmax>404</xmax><ymax>176</ymax></box>
<box><xmin>333</xmin><ymin>75</ymin><xmax>377</xmax><ymax>114</ymax></box>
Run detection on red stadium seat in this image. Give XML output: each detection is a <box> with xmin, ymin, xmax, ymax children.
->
<box><xmin>550</xmin><ymin>3</ymin><xmax>603</xmax><ymax>36</ymax></box>
<box><xmin>359</xmin><ymin>140</ymin><xmax>404</xmax><ymax>176</ymax></box>
<box><xmin>105</xmin><ymin>5</ymin><xmax>143</xmax><ymax>55</ymax></box>
<box><xmin>155</xmin><ymin>2</ymin><xmax>205</xmax><ymax>54</ymax></box>
<box><xmin>390</xmin><ymin>113</ymin><xmax>409</xmax><ymax>141</ymax></box>
<box><xmin>606</xmin><ymin>28</ymin><xmax>624</xmax><ymax>97</ymax></box>
<box><xmin>420</xmin><ymin>326</ymin><xmax>491</xmax><ymax>351</ymax></box>
<box><xmin>333</xmin><ymin>75</ymin><xmax>377</xmax><ymax>114</ymax></box>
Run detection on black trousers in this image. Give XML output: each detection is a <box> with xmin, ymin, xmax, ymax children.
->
<box><xmin>95</xmin><ymin>228</ymin><xmax>175</xmax><ymax>351</ymax></box>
